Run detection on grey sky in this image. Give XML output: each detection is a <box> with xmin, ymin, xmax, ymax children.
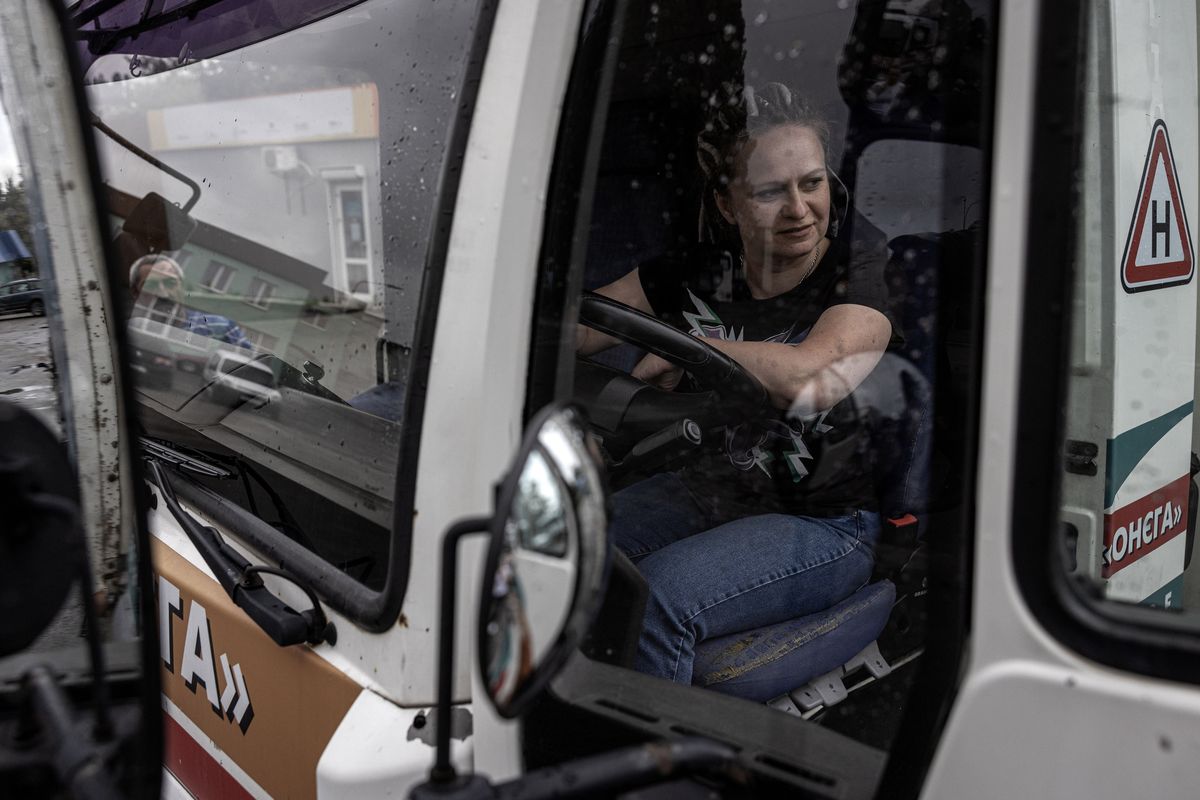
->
<box><xmin>0</xmin><ymin>111</ymin><xmax>19</xmax><ymax>182</ymax></box>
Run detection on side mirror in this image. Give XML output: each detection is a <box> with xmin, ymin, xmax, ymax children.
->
<box><xmin>479</xmin><ymin>405</ymin><xmax>609</xmax><ymax>717</ymax></box>
<box><xmin>0</xmin><ymin>402</ymin><xmax>148</xmax><ymax>798</ymax></box>
<box><xmin>0</xmin><ymin>401</ymin><xmax>85</xmax><ymax>658</ymax></box>
<box><xmin>119</xmin><ymin>191</ymin><xmax>199</xmax><ymax>253</ymax></box>
<box><xmin>414</xmin><ymin>405</ymin><xmax>737</xmax><ymax>798</ymax></box>
<box><xmin>415</xmin><ymin>404</ymin><xmax>610</xmax><ymax>795</ymax></box>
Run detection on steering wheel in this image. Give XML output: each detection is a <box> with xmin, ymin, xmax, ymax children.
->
<box><xmin>575</xmin><ymin>293</ymin><xmax>771</xmax><ymax>477</ymax></box>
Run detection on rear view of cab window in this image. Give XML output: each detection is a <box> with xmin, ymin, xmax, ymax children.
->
<box><xmin>81</xmin><ymin>0</ymin><xmax>484</xmax><ymax>600</ymax></box>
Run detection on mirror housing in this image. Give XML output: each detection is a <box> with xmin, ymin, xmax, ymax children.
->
<box><xmin>0</xmin><ymin>400</ymin><xmax>85</xmax><ymax>657</ymax></box>
<box><xmin>120</xmin><ymin>191</ymin><xmax>198</xmax><ymax>253</ymax></box>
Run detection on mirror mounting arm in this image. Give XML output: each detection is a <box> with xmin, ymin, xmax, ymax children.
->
<box><xmin>89</xmin><ymin>113</ymin><xmax>202</xmax><ymax>212</ymax></box>
<box><xmin>431</xmin><ymin>516</ymin><xmax>492</xmax><ymax>786</ymax></box>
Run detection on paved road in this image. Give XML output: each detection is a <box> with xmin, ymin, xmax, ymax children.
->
<box><xmin>0</xmin><ymin>310</ymin><xmax>59</xmax><ymax>435</ymax></box>
<box><xmin>0</xmin><ymin>310</ymin><xmax>83</xmax><ymax>652</ymax></box>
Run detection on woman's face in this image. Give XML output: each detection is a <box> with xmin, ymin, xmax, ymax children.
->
<box><xmin>715</xmin><ymin>123</ymin><xmax>830</xmax><ymax>267</ymax></box>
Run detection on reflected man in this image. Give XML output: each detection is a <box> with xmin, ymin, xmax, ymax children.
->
<box><xmin>128</xmin><ymin>253</ymin><xmax>253</xmax><ymax>349</ymax></box>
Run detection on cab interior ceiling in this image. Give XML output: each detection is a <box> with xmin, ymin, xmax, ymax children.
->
<box><xmin>582</xmin><ymin>0</ymin><xmax>986</xmax><ymax>297</ymax></box>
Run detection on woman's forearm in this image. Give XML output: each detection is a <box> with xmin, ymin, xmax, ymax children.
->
<box><xmin>703</xmin><ymin>306</ymin><xmax>890</xmax><ymax>411</ymax></box>
<box><xmin>701</xmin><ymin>339</ymin><xmax>856</xmax><ymax>410</ymax></box>
<box><xmin>576</xmin><ymin>268</ymin><xmax>655</xmax><ymax>356</ymax></box>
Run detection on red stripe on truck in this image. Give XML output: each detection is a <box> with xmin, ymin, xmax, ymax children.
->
<box><xmin>1102</xmin><ymin>474</ymin><xmax>1190</xmax><ymax>578</ymax></box>
<box><xmin>164</xmin><ymin>712</ymin><xmax>255</xmax><ymax>800</ymax></box>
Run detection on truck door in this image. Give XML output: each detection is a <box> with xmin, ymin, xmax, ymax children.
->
<box><xmin>493</xmin><ymin>0</ymin><xmax>996</xmax><ymax>795</ymax></box>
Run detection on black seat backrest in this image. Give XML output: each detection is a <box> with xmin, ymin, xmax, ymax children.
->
<box><xmin>854</xmin><ymin>233</ymin><xmax>944</xmax><ymax>522</ymax></box>
<box><xmin>855</xmin><ymin>352</ymin><xmax>934</xmax><ymax>520</ymax></box>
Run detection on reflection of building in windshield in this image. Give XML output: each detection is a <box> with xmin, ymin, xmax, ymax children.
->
<box><xmin>92</xmin><ymin>77</ymin><xmax>382</xmax><ymax>305</ymax></box>
<box><xmin>142</xmin><ymin>83</ymin><xmax>381</xmax><ymax>303</ymax></box>
<box><xmin>111</xmin><ymin>189</ymin><xmax>374</xmax><ymax>399</ymax></box>
<box><xmin>88</xmin><ymin>59</ymin><xmax>388</xmax><ymax>402</ymax></box>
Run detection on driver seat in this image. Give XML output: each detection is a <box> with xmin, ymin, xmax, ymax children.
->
<box><xmin>689</xmin><ymin>335</ymin><xmax>935</xmax><ymax>704</ymax></box>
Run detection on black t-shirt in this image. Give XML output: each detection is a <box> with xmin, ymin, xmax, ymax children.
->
<box><xmin>638</xmin><ymin>211</ymin><xmax>899</xmax><ymax>519</ymax></box>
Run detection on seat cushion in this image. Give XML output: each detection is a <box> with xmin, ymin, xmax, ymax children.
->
<box><xmin>692</xmin><ymin>580</ymin><xmax>896</xmax><ymax>702</ymax></box>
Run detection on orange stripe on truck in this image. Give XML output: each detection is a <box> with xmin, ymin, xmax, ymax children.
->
<box><xmin>153</xmin><ymin>539</ymin><xmax>362</xmax><ymax>800</ymax></box>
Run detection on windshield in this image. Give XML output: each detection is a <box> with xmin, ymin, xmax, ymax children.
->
<box><xmin>84</xmin><ymin>0</ymin><xmax>486</xmax><ymax>597</ymax></box>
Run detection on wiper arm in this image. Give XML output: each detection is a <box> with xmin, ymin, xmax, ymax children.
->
<box><xmin>145</xmin><ymin>459</ymin><xmax>335</xmax><ymax>647</ymax></box>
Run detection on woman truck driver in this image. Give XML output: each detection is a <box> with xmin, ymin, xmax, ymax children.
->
<box><xmin>576</xmin><ymin>83</ymin><xmax>900</xmax><ymax>685</ymax></box>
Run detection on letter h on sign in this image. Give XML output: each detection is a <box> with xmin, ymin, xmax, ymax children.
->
<box><xmin>1152</xmin><ymin>200</ymin><xmax>1171</xmax><ymax>258</ymax></box>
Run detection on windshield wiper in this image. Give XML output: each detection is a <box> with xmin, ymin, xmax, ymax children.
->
<box><xmin>145</xmin><ymin>459</ymin><xmax>335</xmax><ymax>647</ymax></box>
<box><xmin>139</xmin><ymin>436</ymin><xmax>231</xmax><ymax>478</ymax></box>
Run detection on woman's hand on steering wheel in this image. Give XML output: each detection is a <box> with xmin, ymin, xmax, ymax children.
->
<box><xmin>631</xmin><ymin>352</ymin><xmax>684</xmax><ymax>392</ymax></box>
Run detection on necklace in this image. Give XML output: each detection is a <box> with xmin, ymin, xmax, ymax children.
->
<box><xmin>797</xmin><ymin>241</ymin><xmax>822</xmax><ymax>285</ymax></box>
<box><xmin>740</xmin><ymin>240</ymin><xmax>823</xmax><ymax>299</ymax></box>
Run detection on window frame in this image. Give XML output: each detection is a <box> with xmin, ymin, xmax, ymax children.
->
<box><xmin>201</xmin><ymin>259</ymin><xmax>234</xmax><ymax>294</ymax></box>
<box><xmin>521</xmin><ymin>0</ymin><xmax>996</xmax><ymax>795</ymax></box>
<box><xmin>9</xmin><ymin>0</ymin><xmax>167</xmax><ymax>782</ymax></box>
<box><xmin>244</xmin><ymin>276</ymin><xmax>275</xmax><ymax>310</ymax></box>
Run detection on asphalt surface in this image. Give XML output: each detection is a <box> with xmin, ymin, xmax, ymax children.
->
<box><xmin>0</xmin><ymin>310</ymin><xmax>59</xmax><ymax>435</ymax></box>
<box><xmin>0</xmin><ymin>310</ymin><xmax>84</xmax><ymax>652</ymax></box>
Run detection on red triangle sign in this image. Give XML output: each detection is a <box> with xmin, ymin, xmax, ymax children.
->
<box><xmin>1122</xmin><ymin>119</ymin><xmax>1194</xmax><ymax>292</ymax></box>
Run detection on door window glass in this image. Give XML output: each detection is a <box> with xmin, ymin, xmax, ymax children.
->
<box><xmin>1058</xmin><ymin>3</ymin><xmax>1200</xmax><ymax>621</ymax></box>
<box><xmin>81</xmin><ymin>0</ymin><xmax>489</xmax><ymax>611</ymax></box>
<box><xmin>540</xmin><ymin>0</ymin><xmax>993</xmax><ymax>776</ymax></box>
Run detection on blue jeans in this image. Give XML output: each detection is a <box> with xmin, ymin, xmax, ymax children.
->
<box><xmin>611</xmin><ymin>472</ymin><xmax>880</xmax><ymax>685</ymax></box>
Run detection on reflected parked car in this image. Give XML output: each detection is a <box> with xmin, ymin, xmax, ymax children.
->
<box><xmin>0</xmin><ymin>278</ymin><xmax>43</xmax><ymax>316</ymax></box>
<box><xmin>204</xmin><ymin>348</ymin><xmax>281</xmax><ymax>410</ymax></box>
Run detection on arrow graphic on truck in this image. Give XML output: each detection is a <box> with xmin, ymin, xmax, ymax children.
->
<box><xmin>1104</xmin><ymin>400</ymin><xmax>1193</xmax><ymax>508</ymax></box>
<box><xmin>158</xmin><ymin>575</ymin><xmax>255</xmax><ymax>733</ymax></box>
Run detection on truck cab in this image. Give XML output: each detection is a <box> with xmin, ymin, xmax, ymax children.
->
<box><xmin>3</xmin><ymin>0</ymin><xmax>1200</xmax><ymax>798</ymax></box>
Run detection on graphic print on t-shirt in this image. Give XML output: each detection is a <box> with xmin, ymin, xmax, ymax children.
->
<box><xmin>728</xmin><ymin>413</ymin><xmax>832</xmax><ymax>481</ymax></box>
<box><xmin>680</xmin><ymin>288</ymin><xmax>835</xmax><ymax>482</ymax></box>
<box><xmin>683</xmin><ymin>289</ymin><xmax>795</xmax><ymax>343</ymax></box>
